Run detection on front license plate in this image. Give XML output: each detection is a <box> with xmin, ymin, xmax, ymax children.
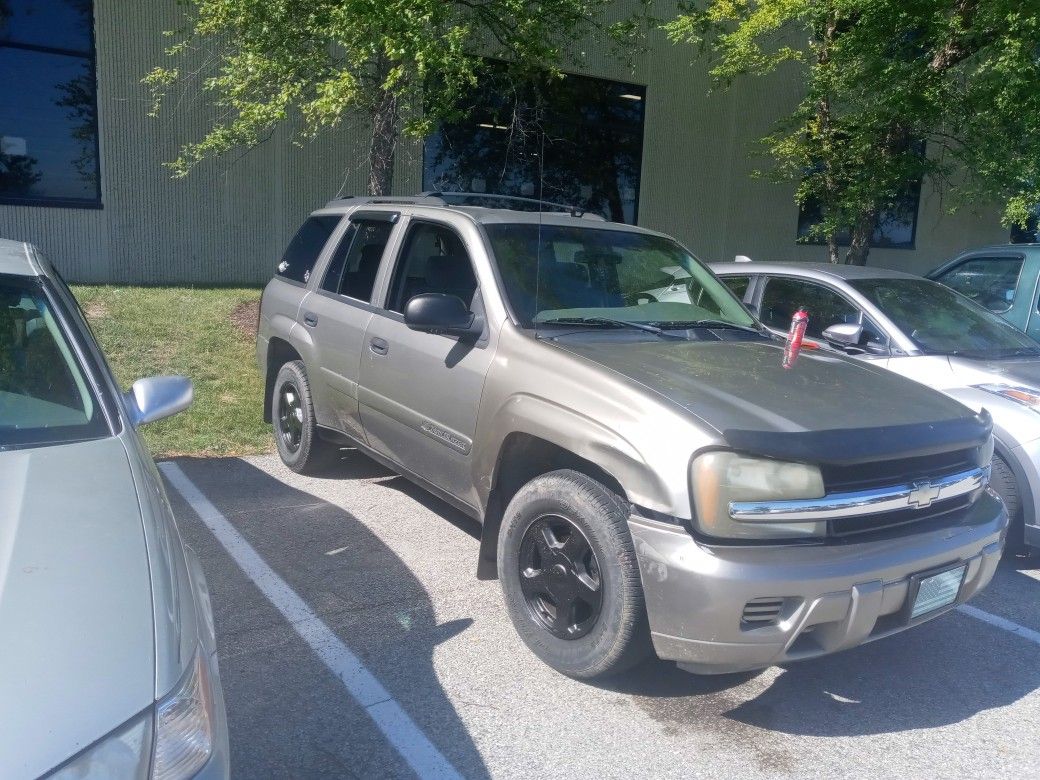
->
<box><xmin>910</xmin><ymin>564</ymin><xmax>966</xmax><ymax>620</ymax></box>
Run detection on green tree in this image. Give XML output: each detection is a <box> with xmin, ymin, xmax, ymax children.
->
<box><xmin>666</xmin><ymin>1</ymin><xmax>1040</xmax><ymax>264</ymax></box>
<box><xmin>145</xmin><ymin>0</ymin><xmax>648</xmax><ymax>195</ymax></box>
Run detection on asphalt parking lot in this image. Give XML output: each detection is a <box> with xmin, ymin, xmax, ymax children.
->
<box><xmin>162</xmin><ymin>453</ymin><xmax>1040</xmax><ymax>779</ymax></box>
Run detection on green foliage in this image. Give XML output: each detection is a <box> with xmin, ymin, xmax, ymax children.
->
<box><xmin>666</xmin><ymin>0</ymin><xmax>1040</xmax><ymax>262</ymax></box>
<box><xmin>146</xmin><ymin>0</ymin><xmax>649</xmax><ymax>180</ymax></box>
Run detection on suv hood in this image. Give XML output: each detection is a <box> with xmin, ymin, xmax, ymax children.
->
<box><xmin>949</xmin><ymin>354</ymin><xmax>1040</xmax><ymax>389</ymax></box>
<box><xmin>555</xmin><ymin>339</ymin><xmax>987</xmax><ymax>462</ymax></box>
<box><xmin>0</xmin><ymin>437</ymin><xmax>155</xmax><ymax>778</ymax></box>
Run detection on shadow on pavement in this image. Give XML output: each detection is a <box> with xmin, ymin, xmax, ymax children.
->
<box><xmin>168</xmin><ymin>456</ymin><xmax>491</xmax><ymax>779</ymax></box>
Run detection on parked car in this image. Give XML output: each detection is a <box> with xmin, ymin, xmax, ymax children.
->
<box><xmin>927</xmin><ymin>243</ymin><xmax>1040</xmax><ymax>338</ymax></box>
<box><xmin>0</xmin><ymin>240</ymin><xmax>229</xmax><ymax>779</ymax></box>
<box><xmin>712</xmin><ymin>260</ymin><xmax>1040</xmax><ymax>556</ymax></box>
<box><xmin>258</xmin><ymin>194</ymin><xmax>1005</xmax><ymax>679</ymax></box>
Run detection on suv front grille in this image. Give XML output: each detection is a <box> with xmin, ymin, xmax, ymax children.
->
<box><xmin>827</xmin><ymin>493</ymin><xmax>973</xmax><ymax>537</ymax></box>
<box><xmin>821</xmin><ymin>448</ymin><xmax>978</xmax><ymax>493</ymax></box>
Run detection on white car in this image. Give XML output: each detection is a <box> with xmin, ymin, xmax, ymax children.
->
<box><xmin>0</xmin><ymin>239</ymin><xmax>229</xmax><ymax>779</ymax></box>
<box><xmin>712</xmin><ymin>260</ymin><xmax>1040</xmax><ymax>556</ymax></box>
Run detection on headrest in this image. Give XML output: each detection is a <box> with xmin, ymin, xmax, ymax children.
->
<box><xmin>425</xmin><ymin>254</ymin><xmax>475</xmax><ymax>290</ymax></box>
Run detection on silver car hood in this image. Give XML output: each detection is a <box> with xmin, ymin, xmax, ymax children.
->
<box><xmin>949</xmin><ymin>354</ymin><xmax>1040</xmax><ymax>388</ymax></box>
<box><xmin>0</xmin><ymin>437</ymin><xmax>155</xmax><ymax>778</ymax></box>
<box><xmin>553</xmin><ymin>339</ymin><xmax>981</xmax><ymax>458</ymax></box>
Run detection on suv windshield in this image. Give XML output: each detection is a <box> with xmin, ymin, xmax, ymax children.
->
<box><xmin>0</xmin><ymin>275</ymin><xmax>108</xmax><ymax>448</ymax></box>
<box><xmin>485</xmin><ymin>224</ymin><xmax>756</xmax><ymax>331</ymax></box>
<box><xmin>849</xmin><ymin>277</ymin><xmax>1040</xmax><ymax>358</ymax></box>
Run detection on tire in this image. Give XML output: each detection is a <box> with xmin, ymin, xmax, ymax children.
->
<box><xmin>497</xmin><ymin>469</ymin><xmax>651</xmax><ymax>678</ymax></box>
<box><xmin>991</xmin><ymin>454</ymin><xmax>1026</xmax><ymax>555</ymax></box>
<box><xmin>271</xmin><ymin>360</ymin><xmax>337</xmax><ymax>474</ymax></box>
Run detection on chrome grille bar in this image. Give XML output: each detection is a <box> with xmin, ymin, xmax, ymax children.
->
<box><xmin>729</xmin><ymin>466</ymin><xmax>989</xmax><ymax>523</ymax></box>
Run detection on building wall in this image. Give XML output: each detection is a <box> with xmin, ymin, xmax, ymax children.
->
<box><xmin>0</xmin><ymin>0</ymin><xmax>1011</xmax><ymax>284</ymax></box>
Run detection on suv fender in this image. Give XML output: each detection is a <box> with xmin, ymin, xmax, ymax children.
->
<box><xmin>262</xmin><ymin>322</ymin><xmax>317</xmax><ymax>423</ymax></box>
<box><xmin>474</xmin><ymin>394</ymin><xmax>675</xmax><ymax>579</ymax></box>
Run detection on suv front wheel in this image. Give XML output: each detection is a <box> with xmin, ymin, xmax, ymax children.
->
<box><xmin>497</xmin><ymin>469</ymin><xmax>651</xmax><ymax>678</ymax></box>
<box><xmin>272</xmin><ymin>360</ymin><xmax>337</xmax><ymax>474</ymax></box>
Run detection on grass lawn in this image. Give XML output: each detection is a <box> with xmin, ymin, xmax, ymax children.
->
<box><xmin>73</xmin><ymin>286</ymin><xmax>273</xmax><ymax>458</ymax></box>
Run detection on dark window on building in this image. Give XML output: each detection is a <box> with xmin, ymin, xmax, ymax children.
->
<box><xmin>1011</xmin><ymin>209</ymin><xmax>1038</xmax><ymax>244</ymax></box>
<box><xmin>320</xmin><ymin>221</ymin><xmax>393</xmax><ymax>303</ymax></box>
<box><xmin>423</xmin><ymin>64</ymin><xmax>646</xmax><ymax>224</ymax></box>
<box><xmin>0</xmin><ymin>1</ymin><xmax>102</xmax><ymax>208</ymax></box>
<box><xmin>277</xmin><ymin>216</ymin><xmax>340</xmax><ymax>284</ymax></box>
<box><xmin>796</xmin><ymin>187</ymin><xmax>921</xmax><ymax>249</ymax></box>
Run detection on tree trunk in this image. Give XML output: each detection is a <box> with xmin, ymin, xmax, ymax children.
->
<box><xmin>368</xmin><ymin>88</ymin><xmax>398</xmax><ymax>196</ymax></box>
<box><xmin>827</xmin><ymin>233</ymin><xmax>839</xmax><ymax>264</ymax></box>
<box><xmin>845</xmin><ymin>210</ymin><xmax>876</xmax><ymax>265</ymax></box>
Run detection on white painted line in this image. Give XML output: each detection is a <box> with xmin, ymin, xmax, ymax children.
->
<box><xmin>957</xmin><ymin>604</ymin><xmax>1040</xmax><ymax>646</ymax></box>
<box><xmin>160</xmin><ymin>462</ymin><xmax>463</xmax><ymax>780</ymax></box>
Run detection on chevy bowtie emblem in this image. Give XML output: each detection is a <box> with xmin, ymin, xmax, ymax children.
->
<box><xmin>908</xmin><ymin>480</ymin><xmax>942</xmax><ymax>509</ymax></box>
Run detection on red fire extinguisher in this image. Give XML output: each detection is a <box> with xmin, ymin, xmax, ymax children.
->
<box><xmin>783</xmin><ymin>308</ymin><xmax>809</xmax><ymax>369</ymax></box>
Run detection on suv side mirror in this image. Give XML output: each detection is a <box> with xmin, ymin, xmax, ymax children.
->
<box><xmin>404</xmin><ymin>293</ymin><xmax>484</xmax><ymax>339</ymax></box>
<box><xmin>822</xmin><ymin>322</ymin><xmax>865</xmax><ymax>350</ymax></box>
<box><xmin>125</xmin><ymin>375</ymin><xmax>193</xmax><ymax>426</ymax></box>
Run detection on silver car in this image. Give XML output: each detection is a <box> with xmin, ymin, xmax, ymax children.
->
<box><xmin>0</xmin><ymin>240</ymin><xmax>229</xmax><ymax>779</ymax></box>
<box><xmin>712</xmin><ymin>260</ymin><xmax>1040</xmax><ymax>556</ymax></box>
<box><xmin>258</xmin><ymin>194</ymin><xmax>1005</xmax><ymax>679</ymax></box>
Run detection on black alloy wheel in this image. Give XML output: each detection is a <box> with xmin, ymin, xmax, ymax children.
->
<box><xmin>518</xmin><ymin>514</ymin><xmax>603</xmax><ymax>639</ymax></box>
<box><xmin>277</xmin><ymin>381</ymin><xmax>304</xmax><ymax>453</ymax></box>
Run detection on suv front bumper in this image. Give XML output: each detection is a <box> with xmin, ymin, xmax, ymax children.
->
<box><xmin>628</xmin><ymin>490</ymin><xmax>1007</xmax><ymax>674</ymax></box>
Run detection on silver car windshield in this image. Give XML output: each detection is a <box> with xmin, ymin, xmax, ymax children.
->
<box><xmin>0</xmin><ymin>275</ymin><xmax>108</xmax><ymax>447</ymax></box>
<box><xmin>849</xmin><ymin>277</ymin><xmax>1040</xmax><ymax>358</ymax></box>
<box><xmin>485</xmin><ymin>224</ymin><xmax>756</xmax><ymax>331</ymax></box>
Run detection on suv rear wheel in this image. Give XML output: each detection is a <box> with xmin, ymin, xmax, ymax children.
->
<box><xmin>497</xmin><ymin>469</ymin><xmax>651</xmax><ymax>678</ymax></box>
<box><xmin>272</xmin><ymin>360</ymin><xmax>337</xmax><ymax>474</ymax></box>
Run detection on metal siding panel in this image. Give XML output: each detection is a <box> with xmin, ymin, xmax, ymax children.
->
<box><xmin>0</xmin><ymin>0</ymin><xmax>1010</xmax><ymax>283</ymax></box>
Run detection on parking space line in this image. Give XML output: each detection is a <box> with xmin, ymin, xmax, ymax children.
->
<box><xmin>956</xmin><ymin>604</ymin><xmax>1040</xmax><ymax>646</ymax></box>
<box><xmin>160</xmin><ymin>462</ymin><xmax>463</xmax><ymax>780</ymax></box>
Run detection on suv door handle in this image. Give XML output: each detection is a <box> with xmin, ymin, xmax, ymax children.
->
<box><xmin>369</xmin><ymin>337</ymin><xmax>389</xmax><ymax>356</ymax></box>
<box><xmin>303</xmin><ymin>312</ymin><xmax>319</xmax><ymax>327</ymax></box>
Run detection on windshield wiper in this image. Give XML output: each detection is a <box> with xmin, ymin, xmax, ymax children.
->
<box><xmin>539</xmin><ymin>317</ymin><xmax>686</xmax><ymax>339</ymax></box>
<box><xmin>649</xmin><ymin>319</ymin><xmax>765</xmax><ymax>336</ymax></box>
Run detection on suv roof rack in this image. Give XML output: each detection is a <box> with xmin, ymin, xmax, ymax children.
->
<box><xmin>328</xmin><ymin>191</ymin><xmax>607</xmax><ymax>221</ymax></box>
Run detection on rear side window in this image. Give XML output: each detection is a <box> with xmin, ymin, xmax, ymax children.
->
<box><xmin>934</xmin><ymin>256</ymin><xmax>1023</xmax><ymax>314</ymax></box>
<box><xmin>721</xmin><ymin>275</ymin><xmax>751</xmax><ymax>300</ymax></box>
<box><xmin>320</xmin><ymin>221</ymin><xmax>394</xmax><ymax>302</ymax></box>
<box><xmin>277</xmin><ymin>216</ymin><xmax>341</xmax><ymax>284</ymax></box>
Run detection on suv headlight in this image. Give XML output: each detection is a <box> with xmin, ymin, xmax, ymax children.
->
<box><xmin>153</xmin><ymin>650</ymin><xmax>216</xmax><ymax>780</ymax></box>
<box><xmin>691</xmin><ymin>451</ymin><xmax>826</xmax><ymax>540</ymax></box>
<box><xmin>49</xmin><ymin>711</ymin><xmax>153</xmax><ymax>779</ymax></box>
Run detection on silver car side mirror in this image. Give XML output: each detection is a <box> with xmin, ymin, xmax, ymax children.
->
<box><xmin>822</xmin><ymin>322</ymin><xmax>865</xmax><ymax>349</ymax></box>
<box><xmin>125</xmin><ymin>375</ymin><xmax>193</xmax><ymax>426</ymax></box>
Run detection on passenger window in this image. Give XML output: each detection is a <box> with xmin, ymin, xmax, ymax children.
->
<box><xmin>722</xmin><ymin>275</ymin><xmax>751</xmax><ymax>300</ymax></box>
<box><xmin>276</xmin><ymin>216</ymin><xmax>340</xmax><ymax>284</ymax></box>
<box><xmin>386</xmin><ymin>222</ymin><xmax>478</xmax><ymax>313</ymax></box>
<box><xmin>935</xmin><ymin>256</ymin><xmax>1023</xmax><ymax>313</ymax></box>
<box><xmin>320</xmin><ymin>221</ymin><xmax>393</xmax><ymax>302</ymax></box>
<box><xmin>760</xmin><ymin>277</ymin><xmax>862</xmax><ymax>339</ymax></box>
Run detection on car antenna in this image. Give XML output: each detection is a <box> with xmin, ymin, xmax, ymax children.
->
<box><xmin>534</xmin><ymin>129</ymin><xmax>545</xmax><ymax>337</ymax></box>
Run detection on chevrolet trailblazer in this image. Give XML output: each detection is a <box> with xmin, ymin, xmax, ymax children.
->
<box><xmin>257</xmin><ymin>193</ymin><xmax>1006</xmax><ymax>678</ymax></box>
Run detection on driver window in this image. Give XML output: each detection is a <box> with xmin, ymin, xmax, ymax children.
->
<box><xmin>387</xmin><ymin>222</ymin><xmax>478</xmax><ymax>313</ymax></box>
<box><xmin>936</xmin><ymin>256</ymin><xmax>1022</xmax><ymax>313</ymax></box>
<box><xmin>760</xmin><ymin>277</ymin><xmax>863</xmax><ymax>339</ymax></box>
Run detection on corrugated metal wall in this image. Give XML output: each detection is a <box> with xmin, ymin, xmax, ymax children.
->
<box><xmin>0</xmin><ymin>0</ymin><xmax>1009</xmax><ymax>284</ymax></box>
